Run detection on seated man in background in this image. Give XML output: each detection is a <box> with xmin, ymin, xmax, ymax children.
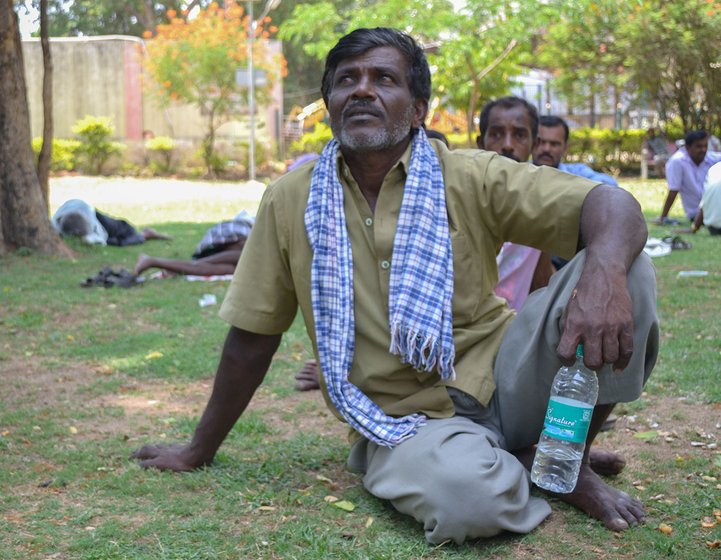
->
<box><xmin>655</xmin><ymin>130</ymin><xmax>721</xmax><ymax>225</ymax></box>
<box><xmin>682</xmin><ymin>160</ymin><xmax>721</xmax><ymax>236</ymax></box>
<box><xmin>53</xmin><ymin>198</ymin><xmax>170</xmax><ymax>246</ymax></box>
<box><xmin>646</xmin><ymin>127</ymin><xmax>671</xmax><ymax>179</ymax></box>
<box><xmin>533</xmin><ymin>116</ymin><xmax>619</xmax><ymax>187</ymax></box>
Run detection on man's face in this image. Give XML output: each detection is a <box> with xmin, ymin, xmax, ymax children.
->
<box><xmin>532</xmin><ymin>125</ymin><xmax>568</xmax><ymax>168</ymax></box>
<box><xmin>477</xmin><ymin>105</ymin><xmax>534</xmax><ymax>162</ymax></box>
<box><xmin>326</xmin><ymin>46</ymin><xmax>426</xmax><ymax>153</ymax></box>
<box><xmin>687</xmin><ymin>138</ymin><xmax>708</xmax><ymax>165</ymax></box>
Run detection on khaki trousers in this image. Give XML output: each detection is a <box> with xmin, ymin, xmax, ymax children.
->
<box><xmin>348</xmin><ymin>251</ymin><xmax>659</xmax><ymax>544</ymax></box>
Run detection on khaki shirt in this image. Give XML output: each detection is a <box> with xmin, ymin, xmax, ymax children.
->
<box><xmin>219</xmin><ymin>140</ymin><xmax>597</xmax><ymax>429</ymax></box>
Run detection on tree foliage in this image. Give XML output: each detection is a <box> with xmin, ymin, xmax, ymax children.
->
<box><xmin>143</xmin><ymin>1</ymin><xmax>286</xmax><ymax>176</ymax></box>
<box><xmin>279</xmin><ymin>0</ymin><xmax>550</xmax><ymax>139</ymax></box>
<box><xmin>19</xmin><ymin>0</ymin><xmax>209</xmax><ymax>37</ymax></box>
<box><xmin>537</xmin><ymin>0</ymin><xmax>630</xmax><ymax>124</ymax></box>
<box><xmin>617</xmin><ymin>0</ymin><xmax>721</xmax><ymax>133</ymax></box>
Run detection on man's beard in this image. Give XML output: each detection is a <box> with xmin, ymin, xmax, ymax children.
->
<box><xmin>333</xmin><ymin>104</ymin><xmax>415</xmax><ymax>153</ymax></box>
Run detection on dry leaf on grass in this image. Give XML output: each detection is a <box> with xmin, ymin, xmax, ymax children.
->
<box><xmin>633</xmin><ymin>430</ymin><xmax>658</xmax><ymax>440</ymax></box>
<box><xmin>658</xmin><ymin>523</ymin><xmax>673</xmax><ymax>535</ymax></box>
<box><xmin>700</xmin><ymin>517</ymin><xmax>716</xmax><ymax>529</ymax></box>
<box><xmin>331</xmin><ymin>500</ymin><xmax>355</xmax><ymax>512</ymax></box>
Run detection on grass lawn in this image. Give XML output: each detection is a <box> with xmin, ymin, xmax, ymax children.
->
<box><xmin>0</xmin><ymin>176</ymin><xmax>719</xmax><ymax>559</ymax></box>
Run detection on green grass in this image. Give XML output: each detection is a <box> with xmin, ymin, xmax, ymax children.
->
<box><xmin>0</xmin><ymin>176</ymin><xmax>719</xmax><ymax>559</ymax></box>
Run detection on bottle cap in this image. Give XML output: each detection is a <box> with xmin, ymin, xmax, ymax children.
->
<box><xmin>576</xmin><ymin>344</ymin><xmax>584</xmax><ymax>358</ymax></box>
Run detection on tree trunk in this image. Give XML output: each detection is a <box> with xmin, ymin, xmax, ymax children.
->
<box><xmin>0</xmin><ymin>2</ymin><xmax>68</xmax><ymax>256</ymax></box>
<box><xmin>588</xmin><ymin>88</ymin><xmax>596</xmax><ymax>128</ymax></box>
<box><xmin>37</xmin><ymin>0</ymin><xmax>53</xmax><ymax>204</ymax></box>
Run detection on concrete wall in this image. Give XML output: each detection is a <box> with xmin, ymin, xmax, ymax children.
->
<box><xmin>22</xmin><ymin>35</ymin><xmax>283</xmax><ymax>146</ymax></box>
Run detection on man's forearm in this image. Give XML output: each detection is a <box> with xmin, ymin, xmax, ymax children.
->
<box><xmin>659</xmin><ymin>190</ymin><xmax>677</xmax><ymax>219</ymax></box>
<box><xmin>580</xmin><ymin>184</ymin><xmax>647</xmax><ymax>271</ymax></box>
<box><xmin>187</xmin><ymin>327</ymin><xmax>281</xmax><ymax>464</ymax></box>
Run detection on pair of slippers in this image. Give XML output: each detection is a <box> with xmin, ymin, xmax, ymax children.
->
<box><xmin>644</xmin><ymin>236</ymin><xmax>692</xmax><ymax>258</ymax></box>
<box><xmin>80</xmin><ymin>267</ymin><xmax>144</xmax><ymax>288</ymax></box>
<box><xmin>662</xmin><ymin>235</ymin><xmax>692</xmax><ymax>250</ymax></box>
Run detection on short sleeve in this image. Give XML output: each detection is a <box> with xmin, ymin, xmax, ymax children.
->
<box><xmin>666</xmin><ymin>157</ymin><xmax>682</xmax><ymax>191</ymax></box>
<box><xmin>484</xmin><ymin>157</ymin><xmax>598</xmax><ymax>259</ymax></box>
<box><xmin>218</xmin><ymin>185</ymin><xmax>299</xmax><ymax>334</ymax></box>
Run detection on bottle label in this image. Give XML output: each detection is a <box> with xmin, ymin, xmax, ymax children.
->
<box><xmin>542</xmin><ymin>397</ymin><xmax>594</xmax><ymax>444</ymax></box>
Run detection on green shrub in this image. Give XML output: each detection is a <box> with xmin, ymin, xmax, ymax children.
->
<box><xmin>289</xmin><ymin>122</ymin><xmax>332</xmax><ymax>155</ymax></box>
<box><xmin>71</xmin><ymin>115</ymin><xmax>124</xmax><ymax>175</ymax></box>
<box><xmin>145</xmin><ymin>135</ymin><xmax>176</xmax><ymax>174</ymax></box>
<box><xmin>31</xmin><ymin>137</ymin><xmax>81</xmax><ymax>171</ymax></box>
<box><xmin>567</xmin><ymin>128</ymin><xmax>647</xmax><ymax>174</ymax></box>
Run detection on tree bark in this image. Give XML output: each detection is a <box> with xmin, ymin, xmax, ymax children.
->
<box><xmin>37</xmin><ymin>0</ymin><xmax>53</xmax><ymax>204</ymax></box>
<box><xmin>0</xmin><ymin>1</ymin><xmax>68</xmax><ymax>256</ymax></box>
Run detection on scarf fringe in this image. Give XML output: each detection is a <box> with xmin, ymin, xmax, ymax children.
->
<box><xmin>390</xmin><ymin>322</ymin><xmax>456</xmax><ymax>380</ymax></box>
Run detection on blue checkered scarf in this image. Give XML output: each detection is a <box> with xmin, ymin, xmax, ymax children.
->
<box><xmin>304</xmin><ymin>128</ymin><xmax>455</xmax><ymax>448</ymax></box>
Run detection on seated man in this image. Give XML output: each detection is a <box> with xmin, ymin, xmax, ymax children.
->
<box><xmin>655</xmin><ymin>130</ymin><xmax>721</xmax><ymax>225</ymax></box>
<box><xmin>533</xmin><ymin>115</ymin><xmax>619</xmax><ymax>187</ymax></box>
<box><xmin>646</xmin><ymin>127</ymin><xmax>671</xmax><ymax>179</ymax></box>
<box><xmin>682</xmin><ymin>161</ymin><xmax>721</xmax><ymax>236</ymax></box>
<box><xmin>52</xmin><ymin>199</ymin><xmax>170</xmax><ymax>246</ymax></box>
<box><xmin>133</xmin><ymin>28</ymin><xmax>658</xmax><ymax>545</ymax></box>
<box><xmin>477</xmin><ymin>96</ymin><xmax>555</xmax><ymax>311</ymax></box>
<box><xmin>133</xmin><ymin>211</ymin><xmax>255</xmax><ymax>277</ymax></box>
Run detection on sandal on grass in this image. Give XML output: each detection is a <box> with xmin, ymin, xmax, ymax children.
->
<box><xmin>662</xmin><ymin>236</ymin><xmax>692</xmax><ymax>250</ymax></box>
<box><xmin>80</xmin><ymin>266</ymin><xmax>145</xmax><ymax>288</ymax></box>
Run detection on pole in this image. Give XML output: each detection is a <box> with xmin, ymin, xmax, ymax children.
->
<box><xmin>247</xmin><ymin>0</ymin><xmax>256</xmax><ymax>181</ymax></box>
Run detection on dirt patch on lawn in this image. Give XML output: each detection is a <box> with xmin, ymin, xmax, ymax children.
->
<box><xmin>3</xmin><ymin>356</ymin><xmax>718</xmax><ymax>457</ymax></box>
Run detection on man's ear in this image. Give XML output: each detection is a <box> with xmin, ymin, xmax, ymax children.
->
<box><xmin>476</xmin><ymin>135</ymin><xmax>484</xmax><ymax>149</ymax></box>
<box><xmin>413</xmin><ymin>98</ymin><xmax>429</xmax><ymax>128</ymax></box>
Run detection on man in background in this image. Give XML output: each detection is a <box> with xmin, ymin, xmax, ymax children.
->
<box><xmin>52</xmin><ymin>198</ymin><xmax>170</xmax><ymax>246</ymax></box>
<box><xmin>533</xmin><ymin>115</ymin><xmax>619</xmax><ymax>187</ymax></box>
<box><xmin>477</xmin><ymin>96</ymin><xmax>554</xmax><ymax>310</ymax></box>
<box><xmin>655</xmin><ymin>130</ymin><xmax>721</xmax><ymax>225</ymax></box>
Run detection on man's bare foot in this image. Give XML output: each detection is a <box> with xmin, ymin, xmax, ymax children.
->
<box><xmin>142</xmin><ymin>227</ymin><xmax>173</xmax><ymax>241</ymax></box>
<box><xmin>552</xmin><ymin>464</ymin><xmax>645</xmax><ymax>531</ymax></box>
<box><xmin>133</xmin><ymin>254</ymin><xmax>152</xmax><ymax>276</ymax></box>
<box><xmin>588</xmin><ymin>448</ymin><xmax>626</xmax><ymax>476</ymax></box>
<box><xmin>294</xmin><ymin>359</ymin><xmax>320</xmax><ymax>391</ymax></box>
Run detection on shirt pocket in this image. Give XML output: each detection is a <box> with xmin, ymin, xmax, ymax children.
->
<box><xmin>450</xmin><ymin>230</ymin><xmax>482</xmax><ymax>324</ymax></box>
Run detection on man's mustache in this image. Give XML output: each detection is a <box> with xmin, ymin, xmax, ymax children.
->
<box><xmin>500</xmin><ymin>151</ymin><xmax>520</xmax><ymax>162</ymax></box>
<box><xmin>343</xmin><ymin>101</ymin><xmax>383</xmax><ymax>120</ymax></box>
<box><xmin>536</xmin><ymin>152</ymin><xmax>554</xmax><ymax>160</ymax></box>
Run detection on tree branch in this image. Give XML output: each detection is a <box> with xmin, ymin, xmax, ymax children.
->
<box><xmin>474</xmin><ymin>38</ymin><xmax>518</xmax><ymax>82</ymax></box>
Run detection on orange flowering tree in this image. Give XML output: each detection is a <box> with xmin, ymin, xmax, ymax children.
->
<box><xmin>143</xmin><ymin>2</ymin><xmax>286</xmax><ymax>175</ymax></box>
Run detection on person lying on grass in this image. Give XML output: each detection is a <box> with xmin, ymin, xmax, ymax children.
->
<box><xmin>133</xmin><ymin>27</ymin><xmax>659</xmax><ymax>545</ymax></box>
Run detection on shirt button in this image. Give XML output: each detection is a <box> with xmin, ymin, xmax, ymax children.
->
<box><xmin>380</xmin><ymin>260</ymin><xmax>391</xmax><ymax>270</ymax></box>
<box><xmin>364</xmin><ymin>217</ymin><xmax>373</xmax><ymax>227</ymax></box>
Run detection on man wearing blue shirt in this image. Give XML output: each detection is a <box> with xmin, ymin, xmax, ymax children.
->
<box><xmin>533</xmin><ymin>116</ymin><xmax>619</xmax><ymax>187</ymax></box>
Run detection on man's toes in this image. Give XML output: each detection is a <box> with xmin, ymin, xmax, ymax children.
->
<box><xmin>295</xmin><ymin>379</ymin><xmax>319</xmax><ymax>391</ymax></box>
<box><xmin>604</xmin><ymin>515</ymin><xmax>630</xmax><ymax>531</ymax></box>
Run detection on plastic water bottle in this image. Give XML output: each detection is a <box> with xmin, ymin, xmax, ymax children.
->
<box><xmin>531</xmin><ymin>344</ymin><xmax>599</xmax><ymax>493</ymax></box>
